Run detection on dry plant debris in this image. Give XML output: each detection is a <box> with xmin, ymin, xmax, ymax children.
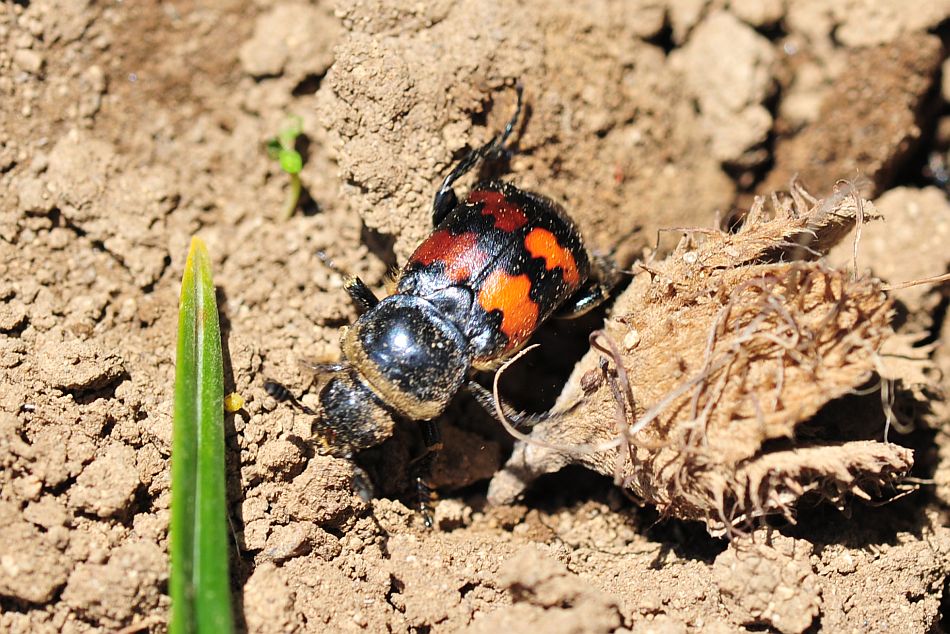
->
<box><xmin>490</xmin><ymin>184</ymin><xmax>916</xmax><ymax>532</ymax></box>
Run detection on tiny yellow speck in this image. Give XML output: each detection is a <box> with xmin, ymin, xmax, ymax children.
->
<box><xmin>224</xmin><ymin>392</ymin><xmax>245</xmax><ymax>413</ymax></box>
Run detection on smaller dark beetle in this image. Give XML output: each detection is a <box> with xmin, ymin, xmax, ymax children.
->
<box><xmin>267</xmin><ymin>87</ymin><xmax>617</xmax><ymax>520</ymax></box>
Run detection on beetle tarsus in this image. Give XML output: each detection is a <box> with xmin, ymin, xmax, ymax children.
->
<box><xmin>466</xmin><ymin>381</ymin><xmax>580</xmax><ymax>429</ymax></box>
<box><xmin>556</xmin><ymin>255</ymin><xmax>623</xmax><ymax>318</ymax></box>
<box><xmin>410</xmin><ymin>420</ymin><xmax>443</xmax><ymax>529</ymax></box>
<box><xmin>432</xmin><ymin>85</ymin><xmax>524</xmax><ymax>226</ymax></box>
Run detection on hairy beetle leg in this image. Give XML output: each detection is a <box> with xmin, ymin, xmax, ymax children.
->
<box><xmin>466</xmin><ymin>380</ymin><xmax>581</xmax><ymax>429</ymax></box>
<box><xmin>432</xmin><ymin>85</ymin><xmax>524</xmax><ymax>226</ymax></box>
<box><xmin>556</xmin><ymin>254</ymin><xmax>623</xmax><ymax>318</ymax></box>
<box><xmin>317</xmin><ymin>249</ymin><xmax>380</xmax><ymax>315</ymax></box>
<box><xmin>409</xmin><ymin>419</ymin><xmax>443</xmax><ymax>528</ymax></box>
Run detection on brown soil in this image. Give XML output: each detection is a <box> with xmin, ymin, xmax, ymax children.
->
<box><xmin>1</xmin><ymin>1</ymin><xmax>949</xmax><ymax>632</ymax></box>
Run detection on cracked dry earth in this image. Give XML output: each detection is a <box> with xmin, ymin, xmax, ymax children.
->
<box><xmin>2</xmin><ymin>1</ymin><xmax>950</xmax><ymax>633</ymax></box>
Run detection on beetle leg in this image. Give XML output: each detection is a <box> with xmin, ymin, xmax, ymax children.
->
<box><xmin>555</xmin><ymin>280</ymin><xmax>616</xmax><ymax>318</ymax></box>
<box><xmin>410</xmin><ymin>419</ymin><xmax>443</xmax><ymax>528</ymax></box>
<box><xmin>432</xmin><ymin>84</ymin><xmax>524</xmax><ymax>226</ymax></box>
<box><xmin>299</xmin><ymin>360</ymin><xmax>346</xmax><ymax>376</ymax></box>
<box><xmin>466</xmin><ymin>381</ymin><xmax>581</xmax><ymax>429</ymax></box>
<box><xmin>351</xmin><ymin>464</ymin><xmax>375</xmax><ymax>502</ymax></box>
<box><xmin>556</xmin><ymin>254</ymin><xmax>623</xmax><ymax>318</ymax></box>
<box><xmin>344</xmin><ymin>275</ymin><xmax>380</xmax><ymax>314</ymax></box>
<box><xmin>431</xmin><ymin>186</ymin><xmax>458</xmax><ymax>227</ymax></box>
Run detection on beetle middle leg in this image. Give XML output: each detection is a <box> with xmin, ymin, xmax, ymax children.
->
<box><xmin>431</xmin><ymin>84</ymin><xmax>524</xmax><ymax>226</ymax></box>
<box><xmin>409</xmin><ymin>419</ymin><xmax>443</xmax><ymax>528</ymax></box>
<box><xmin>556</xmin><ymin>254</ymin><xmax>624</xmax><ymax>318</ymax></box>
<box><xmin>465</xmin><ymin>380</ymin><xmax>582</xmax><ymax>429</ymax></box>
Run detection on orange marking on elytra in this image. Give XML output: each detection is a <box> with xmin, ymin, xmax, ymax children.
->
<box><xmin>478</xmin><ymin>270</ymin><xmax>539</xmax><ymax>346</ymax></box>
<box><xmin>525</xmin><ymin>228</ymin><xmax>580</xmax><ymax>287</ymax></box>
<box><xmin>469</xmin><ymin>190</ymin><xmax>528</xmax><ymax>231</ymax></box>
<box><xmin>409</xmin><ymin>230</ymin><xmax>488</xmax><ymax>282</ymax></box>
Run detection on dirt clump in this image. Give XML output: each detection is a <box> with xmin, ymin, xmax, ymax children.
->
<box><xmin>60</xmin><ymin>539</ymin><xmax>166</xmax><ymax>629</ymax></box>
<box><xmin>0</xmin><ymin>500</ymin><xmax>70</xmax><ymax>605</ymax></box>
<box><xmin>762</xmin><ymin>33</ymin><xmax>944</xmax><ymax>198</ymax></box>
<box><xmin>669</xmin><ymin>10</ymin><xmax>776</xmax><ymax>167</ymax></box>
<box><xmin>462</xmin><ymin>546</ymin><xmax>623</xmax><ymax>633</ymax></box>
<box><xmin>713</xmin><ymin>535</ymin><xmax>820</xmax><ymax>634</ymax></box>
<box><xmin>239</xmin><ymin>2</ymin><xmax>339</xmax><ymax>82</ymax></box>
<box><xmin>67</xmin><ymin>443</ymin><xmax>140</xmax><ymax>518</ymax></box>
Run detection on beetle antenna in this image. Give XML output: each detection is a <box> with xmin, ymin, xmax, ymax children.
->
<box><xmin>264</xmin><ymin>380</ymin><xmax>317</xmax><ymax>416</ymax></box>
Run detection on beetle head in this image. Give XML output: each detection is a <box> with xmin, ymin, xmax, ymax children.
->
<box><xmin>312</xmin><ymin>368</ymin><xmax>395</xmax><ymax>458</ymax></box>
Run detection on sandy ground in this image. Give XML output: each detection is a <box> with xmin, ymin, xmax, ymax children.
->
<box><xmin>1</xmin><ymin>1</ymin><xmax>950</xmax><ymax>632</ymax></box>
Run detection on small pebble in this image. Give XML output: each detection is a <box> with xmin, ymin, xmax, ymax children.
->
<box><xmin>623</xmin><ymin>328</ymin><xmax>641</xmax><ymax>351</ymax></box>
<box><xmin>13</xmin><ymin>49</ymin><xmax>43</xmax><ymax>74</ymax></box>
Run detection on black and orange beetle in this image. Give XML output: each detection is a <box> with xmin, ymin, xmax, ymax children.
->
<box><xmin>267</xmin><ymin>87</ymin><xmax>617</xmax><ymax>519</ymax></box>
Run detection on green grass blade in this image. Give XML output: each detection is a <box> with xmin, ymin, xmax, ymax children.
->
<box><xmin>171</xmin><ymin>237</ymin><xmax>234</xmax><ymax>634</ymax></box>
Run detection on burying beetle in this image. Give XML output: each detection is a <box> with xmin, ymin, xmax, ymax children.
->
<box><xmin>267</xmin><ymin>86</ymin><xmax>619</xmax><ymax>525</ymax></box>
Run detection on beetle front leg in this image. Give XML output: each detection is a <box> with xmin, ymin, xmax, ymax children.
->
<box><xmin>317</xmin><ymin>250</ymin><xmax>380</xmax><ymax>315</ymax></box>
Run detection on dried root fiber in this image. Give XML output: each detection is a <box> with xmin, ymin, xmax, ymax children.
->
<box><xmin>489</xmin><ymin>183</ymin><xmax>914</xmax><ymax>532</ymax></box>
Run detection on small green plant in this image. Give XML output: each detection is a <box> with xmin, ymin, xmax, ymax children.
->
<box><xmin>171</xmin><ymin>237</ymin><xmax>234</xmax><ymax>634</ymax></box>
<box><xmin>267</xmin><ymin>115</ymin><xmax>304</xmax><ymax>219</ymax></box>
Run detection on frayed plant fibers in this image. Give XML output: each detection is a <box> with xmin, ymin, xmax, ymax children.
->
<box><xmin>489</xmin><ymin>182</ymin><xmax>914</xmax><ymax>532</ymax></box>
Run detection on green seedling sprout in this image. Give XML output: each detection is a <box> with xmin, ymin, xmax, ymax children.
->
<box><xmin>267</xmin><ymin>115</ymin><xmax>304</xmax><ymax>219</ymax></box>
<box><xmin>171</xmin><ymin>237</ymin><xmax>235</xmax><ymax>634</ymax></box>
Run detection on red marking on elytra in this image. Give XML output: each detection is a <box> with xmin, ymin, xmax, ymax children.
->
<box><xmin>477</xmin><ymin>270</ymin><xmax>539</xmax><ymax>347</ymax></box>
<box><xmin>468</xmin><ymin>190</ymin><xmax>528</xmax><ymax>231</ymax></box>
<box><xmin>409</xmin><ymin>229</ymin><xmax>488</xmax><ymax>283</ymax></box>
<box><xmin>525</xmin><ymin>228</ymin><xmax>581</xmax><ymax>287</ymax></box>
